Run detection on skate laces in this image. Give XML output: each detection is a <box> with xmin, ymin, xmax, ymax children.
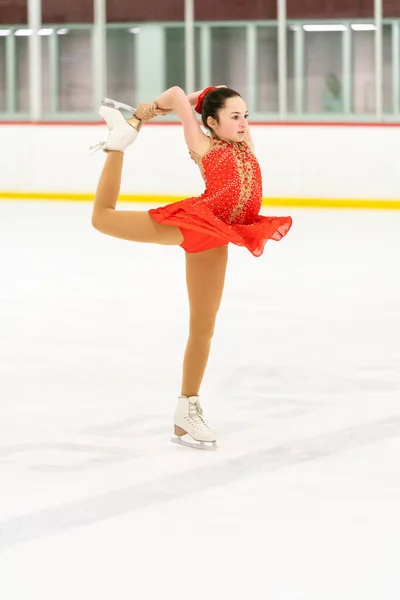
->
<box><xmin>89</xmin><ymin>141</ymin><xmax>105</xmax><ymax>154</ymax></box>
<box><xmin>89</xmin><ymin>125</ymin><xmax>114</xmax><ymax>155</ymax></box>
<box><xmin>188</xmin><ymin>400</ymin><xmax>210</xmax><ymax>430</ymax></box>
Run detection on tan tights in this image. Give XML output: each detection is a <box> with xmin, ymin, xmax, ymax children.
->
<box><xmin>181</xmin><ymin>246</ymin><xmax>228</xmax><ymax>397</ymax></box>
<box><xmin>92</xmin><ymin>151</ymin><xmax>228</xmax><ymax>397</ymax></box>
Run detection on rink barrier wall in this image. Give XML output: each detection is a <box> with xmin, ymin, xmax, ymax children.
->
<box><xmin>1</xmin><ymin>121</ymin><xmax>400</xmax><ymax>209</ymax></box>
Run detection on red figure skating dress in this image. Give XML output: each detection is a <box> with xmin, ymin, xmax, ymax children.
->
<box><xmin>148</xmin><ymin>136</ymin><xmax>292</xmax><ymax>256</ymax></box>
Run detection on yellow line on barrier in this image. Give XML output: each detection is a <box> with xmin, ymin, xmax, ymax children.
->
<box><xmin>0</xmin><ymin>192</ymin><xmax>400</xmax><ymax>210</ymax></box>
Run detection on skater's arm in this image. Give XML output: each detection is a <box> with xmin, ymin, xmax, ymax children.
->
<box><xmin>155</xmin><ymin>86</ymin><xmax>209</xmax><ymax>156</ymax></box>
<box><xmin>186</xmin><ymin>89</ymin><xmax>205</xmax><ymax>106</ymax></box>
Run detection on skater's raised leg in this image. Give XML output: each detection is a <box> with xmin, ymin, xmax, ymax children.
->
<box><xmin>91</xmin><ymin>107</ymin><xmax>183</xmax><ymax>246</ymax></box>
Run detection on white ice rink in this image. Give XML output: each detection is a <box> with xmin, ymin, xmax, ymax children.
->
<box><xmin>1</xmin><ymin>201</ymin><xmax>400</xmax><ymax>599</ymax></box>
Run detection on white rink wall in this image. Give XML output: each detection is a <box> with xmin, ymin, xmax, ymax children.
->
<box><xmin>1</xmin><ymin>123</ymin><xmax>400</xmax><ymax>203</ymax></box>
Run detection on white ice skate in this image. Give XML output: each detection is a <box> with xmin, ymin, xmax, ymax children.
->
<box><xmin>89</xmin><ymin>105</ymin><xmax>140</xmax><ymax>154</ymax></box>
<box><xmin>171</xmin><ymin>395</ymin><xmax>217</xmax><ymax>450</ymax></box>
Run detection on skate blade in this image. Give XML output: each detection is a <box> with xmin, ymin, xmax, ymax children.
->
<box><xmin>171</xmin><ymin>436</ymin><xmax>217</xmax><ymax>451</ymax></box>
<box><xmin>102</xmin><ymin>97</ymin><xmax>136</xmax><ymax>114</ymax></box>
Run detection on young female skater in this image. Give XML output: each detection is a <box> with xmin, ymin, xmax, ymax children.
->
<box><xmin>91</xmin><ymin>85</ymin><xmax>292</xmax><ymax>450</ymax></box>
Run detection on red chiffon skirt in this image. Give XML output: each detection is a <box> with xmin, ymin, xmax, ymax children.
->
<box><xmin>148</xmin><ymin>200</ymin><xmax>292</xmax><ymax>257</ymax></box>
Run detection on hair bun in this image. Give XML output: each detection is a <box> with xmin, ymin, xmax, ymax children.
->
<box><xmin>195</xmin><ymin>86</ymin><xmax>217</xmax><ymax>114</ymax></box>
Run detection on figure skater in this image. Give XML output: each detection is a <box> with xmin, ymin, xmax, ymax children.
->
<box><xmin>90</xmin><ymin>85</ymin><xmax>292</xmax><ymax>450</ymax></box>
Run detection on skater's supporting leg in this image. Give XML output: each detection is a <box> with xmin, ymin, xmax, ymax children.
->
<box><xmin>181</xmin><ymin>245</ymin><xmax>228</xmax><ymax>397</ymax></box>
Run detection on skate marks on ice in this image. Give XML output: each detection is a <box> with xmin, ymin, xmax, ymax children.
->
<box><xmin>0</xmin><ymin>414</ymin><xmax>247</xmax><ymax>475</ymax></box>
<box><xmin>1</xmin><ymin>362</ymin><xmax>399</xmax><ymax>549</ymax></box>
<box><xmin>1</xmin><ymin>414</ymin><xmax>400</xmax><ymax>552</ymax></box>
<box><xmin>0</xmin><ymin>442</ymin><xmax>138</xmax><ymax>473</ymax></box>
<box><xmin>217</xmin><ymin>364</ymin><xmax>400</xmax><ymax>408</ymax></box>
<box><xmin>0</xmin><ymin>362</ymin><xmax>350</xmax><ymax>477</ymax></box>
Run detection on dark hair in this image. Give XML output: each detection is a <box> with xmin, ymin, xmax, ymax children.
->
<box><xmin>201</xmin><ymin>87</ymin><xmax>241</xmax><ymax>131</ymax></box>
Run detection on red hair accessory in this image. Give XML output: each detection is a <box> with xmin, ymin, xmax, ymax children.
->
<box><xmin>195</xmin><ymin>86</ymin><xmax>217</xmax><ymax>114</ymax></box>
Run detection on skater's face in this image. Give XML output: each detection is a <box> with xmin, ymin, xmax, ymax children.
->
<box><xmin>207</xmin><ymin>96</ymin><xmax>249</xmax><ymax>144</ymax></box>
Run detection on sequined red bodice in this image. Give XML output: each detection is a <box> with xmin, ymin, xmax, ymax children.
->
<box><xmin>189</xmin><ymin>138</ymin><xmax>263</xmax><ymax>224</ymax></box>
